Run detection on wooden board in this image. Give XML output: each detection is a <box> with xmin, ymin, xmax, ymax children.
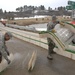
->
<box><xmin>28</xmin><ymin>51</ymin><xmax>37</xmax><ymax>71</ymax></box>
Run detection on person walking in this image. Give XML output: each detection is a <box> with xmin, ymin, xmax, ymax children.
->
<box><xmin>47</xmin><ymin>15</ymin><xmax>58</xmax><ymax>60</ymax></box>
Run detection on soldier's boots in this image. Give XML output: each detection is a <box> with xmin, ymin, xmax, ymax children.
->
<box><xmin>47</xmin><ymin>55</ymin><xmax>53</xmax><ymax>60</ymax></box>
<box><xmin>51</xmin><ymin>51</ymin><xmax>56</xmax><ymax>54</ymax></box>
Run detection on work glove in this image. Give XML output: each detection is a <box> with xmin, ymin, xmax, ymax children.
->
<box><xmin>7</xmin><ymin>60</ymin><xmax>11</xmax><ymax>64</ymax></box>
<box><xmin>59</xmin><ymin>22</ymin><xmax>65</xmax><ymax>26</ymax></box>
<box><xmin>51</xmin><ymin>29</ymin><xmax>56</xmax><ymax>33</ymax></box>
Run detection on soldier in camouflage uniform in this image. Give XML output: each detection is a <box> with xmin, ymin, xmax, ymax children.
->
<box><xmin>0</xmin><ymin>32</ymin><xmax>12</xmax><ymax>64</ymax></box>
<box><xmin>47</xmin><ymin>15</ymin><xmax>59</xmax><ymax>60</ymax></box>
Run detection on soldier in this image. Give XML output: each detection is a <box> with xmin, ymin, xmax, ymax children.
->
<box><xmin>71</xmin><ymin>17</ymin><xmax>75</xmax><ymax>44</ymax></box>
<box><xmin>47</xmin><ymin>15</ymin><xmax>59</xmax><ymax>60</ymax></box>
<box><xmin>71</xmin><ymin>17</ymin><xmax>75</xmax><ymax>24</ymax></box>
<box><xmin>0</xmin><ymin>32</ymin><xmax>12</xmax><ymax>64</ymax></box>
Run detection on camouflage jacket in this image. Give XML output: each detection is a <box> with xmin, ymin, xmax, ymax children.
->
<box><xmin>47</xmin><ymin>21</ymin><xmax>59</xmax><ymax>31</ymax></box>
<box><xmin>0</xmin><ymin>33</ymin><xmax>9</xmax><ymax>61</ymax></box>
<box><xmin>47</xmin><ymin>21</ymin><xmax>58</xmax><ymax>44</ymax></box>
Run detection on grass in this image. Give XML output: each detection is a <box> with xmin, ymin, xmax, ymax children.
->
<box><xmin>6</xmin><ymin>16</ymin><xmax>72</xmax><ymax>26</ymax></box>
<box><xmin>6</xmin><ymin>17</ymin><xmax>50</xmax><ymax>26</ymax></box>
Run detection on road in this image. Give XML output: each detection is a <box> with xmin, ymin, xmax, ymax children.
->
<box><xmin>6</xmin><ymin>23</ymin><xmax>47</xmax><ymax>31</ymax></box>
<box><xmin>1</xmin><ymin>37</ymin><xmax>75</xmax><ymax>75</ymax></box>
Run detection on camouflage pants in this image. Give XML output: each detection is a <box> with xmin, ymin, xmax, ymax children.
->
<box><xmin>0</xmin><ymin>52</ymin><xmax>2</xmax><ymax>63</ymax></box>
<box><xmin>47</xmin><ymin>38</ymin><xmax>55</xmax><ymax>55</ymax></box>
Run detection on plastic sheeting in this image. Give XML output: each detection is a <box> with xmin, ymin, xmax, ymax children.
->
<box><xmin>54</xmin><ymin>24</ymin><xmax>74</xmax><ymax>43</ymax></box>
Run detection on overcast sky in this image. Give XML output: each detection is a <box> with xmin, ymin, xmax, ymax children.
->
<box><xmin>0</xmin><ymin>0</ymin><xmax>75</xmax><ymax>11</ymax></box>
